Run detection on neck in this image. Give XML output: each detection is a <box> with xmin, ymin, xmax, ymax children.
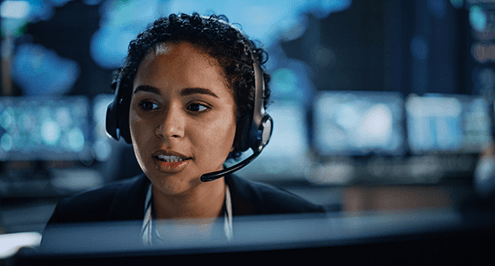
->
<box><xmin>152</xmin><ymin>177</ymin><xmax>226</xmax><ymax>222</ymax></box>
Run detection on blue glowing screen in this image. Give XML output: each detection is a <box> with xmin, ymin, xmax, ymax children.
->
<box><xmin>406</xmin><ymin>94</ymin><xmax>491</xmax><ymax>153</ymax></box>
<box><xmin>90</xmin><ymin>0</ymin><xmax>352</xmax><ymax>69</ymax></box>
<box><xmin>313</xmin><ymin>91</ymin><xmax>405</xmax><ymax>156</ymax></box>
<box><xmin>12</xmin><ymin>44</ymin><xmax>80</xmax><ymax>96</ymax></box>
<box><xmin>0</xmin><ymin>96</ymin><xmax>90</xmax><ymax>161</ymax></box>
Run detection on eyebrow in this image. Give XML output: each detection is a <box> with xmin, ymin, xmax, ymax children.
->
<box><xmin>133</xmin><ymin>85</ymin><xmax>219</xmax><ymax>99</ymax></box>
<box><xmin>133</xmin><ymin>85</ymin><xmax>160</xmax><ymax>95</ymax></box>
<box><xmin>180</xmin><ymin>87</ymin><xmax>219</xmax><ymax>98</ymax></box>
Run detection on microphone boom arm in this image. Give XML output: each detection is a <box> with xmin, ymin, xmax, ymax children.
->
<box><xmin>200</xmin><ymin>151</ymin><xmax>262</xmax><ymax>182</ymax></box>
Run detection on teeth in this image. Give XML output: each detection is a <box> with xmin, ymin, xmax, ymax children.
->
<box><xmin>157</xmin><ymin>155</ymin><xmax>185</xmax><ymax>162</ymax></box>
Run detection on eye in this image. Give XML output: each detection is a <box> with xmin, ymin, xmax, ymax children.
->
<box><xmin>186</xmin><ymin>103</ymin><xmax>209</xmax><ymax>112</ymax></box>
<box><xmin>139</xmin><ymin>101</ymin><xmax>160</xmax><ymax>111</ymax></box>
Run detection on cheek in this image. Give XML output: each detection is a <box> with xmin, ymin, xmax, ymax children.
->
<box><xmin>129</xmin><ymin>107</ymin><xmax>149</xmax><ymax>142</ymax></box>
<box><xmin>129</xmin><ymin>104</ymin><xmax>155</xmax><ymax>164</ymax></box>
<box><xmin>128</xmin><ymin>98</ymin><xmax>158</xmax><ymax>141</ymax></box>
<box><xmin>195</xmin><ymin>114</ymin><xmax>236</xmax><ymax>158</ymax></box>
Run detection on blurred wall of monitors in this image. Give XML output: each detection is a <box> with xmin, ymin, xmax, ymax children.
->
<box><xmin>313</xmin><ymin>91</ymin><xmax>406</xmax><ymax>156</ymax></box>
<box><xmin>0</xmin><ymin>94</ymin><xmax>119</xmax><ymax>163</ymax></box>
<box><xmin>0</xmin><ymin>96</ymin><xmax>90</xmax><ymax>161</ymax></box>
<box><xmin>235</xmin><ymin>100</ymin><xmax>311</xmax><ymax>180</ymax></box>
<box><xmin>406</xmin><ymin>94</ymin><xmax>491</xmax><ymax>154</ymax></box>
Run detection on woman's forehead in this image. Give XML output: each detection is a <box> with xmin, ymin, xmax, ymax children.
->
<box><xmin>142</xmin><ymin>42</ymin><xmax>219</xmax><ymax>70</ymax></box>
<box><xmin>135</xmin><ymin>42</ymin><xmax>230</xmax><ymax>95</ymax></box>
<box><xmin>136</xmin><ymin>41</ymin><xmax>233</xmax><ymax>91</ymax></box>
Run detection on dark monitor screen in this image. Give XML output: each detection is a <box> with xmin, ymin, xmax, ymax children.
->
<box><xmin>406</xmin><ymin>94</ymin><xmax>491</xmax><ymax>154</ymax></box>
<box><xmin>0</xmin><ymin>96</ymin><xmax>90</xmax><ymax>161</ymax></box>
<box><xmin>13</xmin><ymin>210</ymin><xmax>495</xmax><ymax>265</ymax></box>
<box><xmin>313</xmin><ymin>91</ymin><xmax>405</xmax><ymax>156</ymax></box>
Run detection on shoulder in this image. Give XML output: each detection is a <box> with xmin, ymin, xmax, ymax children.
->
<box><xmin>226</xmin><ymin>174</ymin><xmax>326</xmax><ymax>216</ymax></box>
<box><xmin>47</xmin><ymin>173</ymin><xmax>149</xmax><ymax>224</ymax></box>
<box><xmin>41</xmin><ymin>174</ymin><xmax>149</xmax><ymax>250</ymax></box>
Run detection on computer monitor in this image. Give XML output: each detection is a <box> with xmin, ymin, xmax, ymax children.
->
<box><xmin>12</xmin><ymin>210</ymin><xmax>495</xmax><ymax>265</ymax></box>
<box><xmin>406</xmin><ymin>94</ymin><xmax>491</xmax><ymax>154</ymax></box>
<box><xmin>313</xmin><ymin>91</ymin><xmax>405</xmax><ymax>156</ymax></box>
<box><xmin>0</xmin><ymin>96</ymin><xmax>90</xmax><ymax>161</ymax></box>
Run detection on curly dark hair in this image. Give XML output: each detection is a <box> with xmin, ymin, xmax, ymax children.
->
<box><xmin>115</xmin><ymin>12</ymin><xmax>271</xmax><ymax>159</ymax></box>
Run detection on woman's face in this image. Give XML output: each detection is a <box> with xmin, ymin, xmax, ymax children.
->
<box><xmin>129</xmin><ymin>42</ymin><xmax>237</xmax><ymax>196</ymax></box>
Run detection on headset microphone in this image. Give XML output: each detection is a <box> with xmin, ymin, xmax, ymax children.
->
<box><xmin>200</xmin><ymin>151</ymin><xmax>261</xmax><ymax>182</ymax></box>
<box><xmin>201</xmin><ymin>115</ymin><xmax>272</xmax><ymax>182</ymax></box>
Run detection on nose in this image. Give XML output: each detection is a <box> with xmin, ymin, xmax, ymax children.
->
<box><xmin>155</xmin><ymin>103</ymin><xmax>185</xmax><ymax>139</ymax></box>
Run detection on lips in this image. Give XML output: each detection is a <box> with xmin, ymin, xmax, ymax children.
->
<box><xmin>152</xmin><ymin>150</ymin><xmax>191</xmax><ymax>173</ymax></box>
<box><xmin>156</xmin><ymin>155</ymin><xmax>186</xmax><ymax>162</ymax></box>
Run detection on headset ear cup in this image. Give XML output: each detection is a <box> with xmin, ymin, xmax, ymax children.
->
<box><xmin>118</xmin><ymin>90</ymin><xmax>133</xmax><ymax>144</ymax></box>
<box><xmin>105</xmin><ymin>100</ymin><xmax>119</xmax><ymax>140</ymax></box>
<box><xmin>105</xmin><ymin>78</ymin><xmax>133</xmax><ymax>144</ymax></box>
<box><xmin>106</xmin><ymin>80</ymin><xmax>120</xmax><ymax>140</ymax></box>
<box><xmin>119</xmin><ymin>103</ymin><xmax>132</xmax><ymax>144</ymax></box>
<box><xmin>234</xmin><ymin>114</ymin><xmax>252</xmax><ymax>152</ymax></box>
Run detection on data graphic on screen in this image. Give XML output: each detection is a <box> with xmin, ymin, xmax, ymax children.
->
<box><xmin>313</xmin><ymin>91</ymin><xmax>405</xmax><ymax>156</ymax></box>
<box><xmin>235</xmin><ymin>100</ymin><xmax>310</xmax><ymax>179</ymax></box>
<box><xmin>406</xmin><ymin>94</ymin><xmax>491</xmax><ymax>154</ymax></box>
<box><xmin>0</xmin><ymin>96</ymin><xmax>90</xmax><ymax>161</ymax></box>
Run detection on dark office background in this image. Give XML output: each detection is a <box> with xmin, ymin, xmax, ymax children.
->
<box><xmin>1</xmin><ymin>0</ymin><xmax>494</xmax><ymax>260</ymax></box>
<box><xmin>2</xmin><ymin>1</ymin><xmax>475</xmax><ymax>96</ymax></box>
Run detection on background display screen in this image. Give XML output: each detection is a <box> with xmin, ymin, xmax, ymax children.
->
<box><xmin>313</xmin><ymin>91</ymin><xmax>405</xmax><ymax>156</ymax></box>
<box><xmin>0</xmin><ymin>96</ymin><xmax>90</xmax><ymax>161</ymax></box>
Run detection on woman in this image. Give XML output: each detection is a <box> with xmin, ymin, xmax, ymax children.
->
<box><xmin>42</xmin><ymin>13</ymin><xmax>325</xmax><ymax>246</ymax></box>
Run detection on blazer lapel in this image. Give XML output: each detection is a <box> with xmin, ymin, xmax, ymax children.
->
<box><xmin>225</xmin><ymin>174</ymin><xmax>258</xmax><ymax>216</ymax></box>
<box><xmin>107</xmin><ymin>173</ymin><xmax>150</xmax><ymax>221</ymax></box>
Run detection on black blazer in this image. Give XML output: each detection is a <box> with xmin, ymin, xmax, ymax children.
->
<box><xmin>41</xmin><ymin>173</ymin><xmax>325</xmax><ymax>248</ymax></box>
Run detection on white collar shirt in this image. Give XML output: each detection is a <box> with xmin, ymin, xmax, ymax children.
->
<box><xmin>141</xmin><ymin>183</ymin><xmax>233</xmax><ymax>245</ymax></box>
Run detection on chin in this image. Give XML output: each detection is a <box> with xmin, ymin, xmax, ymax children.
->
<box><xmin>147</xmin><ymin>170</ymin><xmax>200</xmax><ymax>196</ymax></box>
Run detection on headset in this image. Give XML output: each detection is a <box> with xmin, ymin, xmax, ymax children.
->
<box><xmin>106</xmin><ymin>15</ymin><xmax>273</xmax><ymax>182</ymax></box>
